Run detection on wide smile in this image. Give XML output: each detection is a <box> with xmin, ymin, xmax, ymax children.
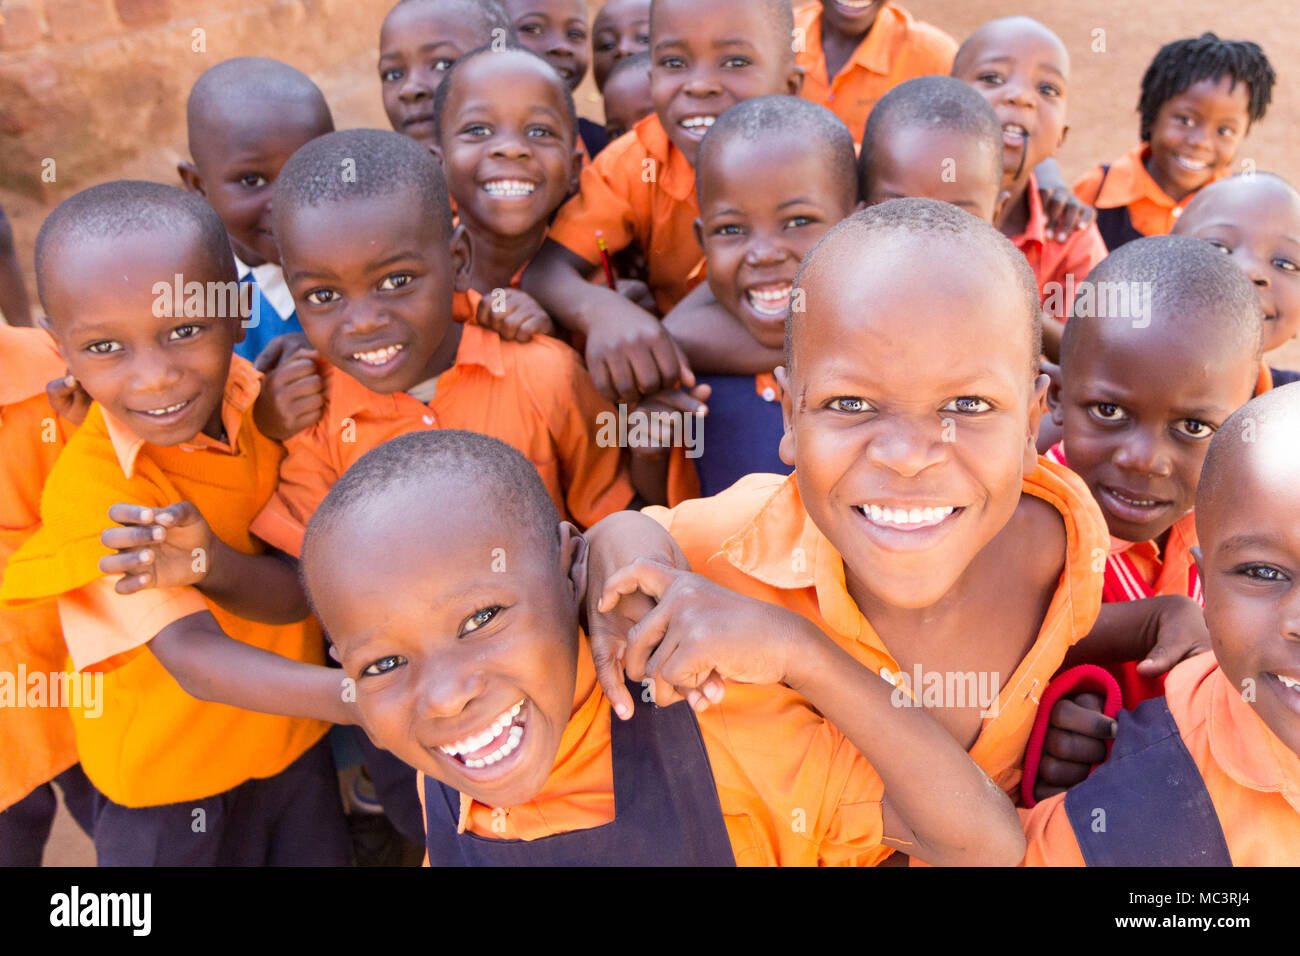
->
<box><xmin>851</xmin><ymin>501</ymin><xmax>965</xmax><ymax>551</ymax></box>
<box><xmin>1171</xmin><ymin>153</ymin><xmax>1211</xmax><ymax>174</ymax></box>
<box><xmin>1267</xmin><ymin>672</ymin><xmax>1300</xmax><ymax>716</ymax></box>
<box><xmin>480</xmin><ymin>178</ymin><xmax>539</xmax><ymax>200</ymax></box>
<box><xmin>129</xmin><ymin>397</ymin><xmax>195</xmax><ymax>424</ymax></box>
<box><xmin>434</xmin><ymin>699</ymin><xmax>529</xmax><ymax>777</ymax></box>
<box><xmin>1001</xmin><ymin>122</ymin><xmax>1029</xmax><ymax>148</ymax></box>
<box><xmin>1097</xmin><ymin>484</ymin><xmax>1174</xmax><ymax>524</ymax></box>
<box><xmin>677</xmin><ymin>114</ymin><xmax>716</xmax><ymax>141</ymax></box>
<box><xmin>744</xmin><ymin>281</ymin><xmax>792</xmax><ymax>319</ymax></box>
<box><xmin>350</xmin><ymin>343</ymin><xmax>407</xmax><ymax>373</ymax></box>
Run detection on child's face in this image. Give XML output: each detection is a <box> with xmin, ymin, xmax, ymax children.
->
<box><xmin>952</xmin><ymin>20</ymin><xmax>1068</xmax><ymax>191</ymax></box>
<box><xmin>650</xmin><ymin>0</ymin><xmax>803</xmax><ymax>164</ymax></box>
<box><xmin>503</xmin><ymin>0</ymin><xmax>590</xmax><ymax>91</ymax></box>
<box><xmin>778</xmin><ymin>235</ymin><xmax>1045</xmax><ymax>610</ymax></box>
<box><xmin>1197</xmin><ymin>430</ymin><xmax>1300</xmax><ymax>757</ymax></box>
<box><xmin>42</xmin><ymin>230</ymin><xmax>237</xmax><ymax>446</ymax></box>
<box><xmin>696</xmin><ymin>136</ymin><xmax>855</xmax><ymax>350</ymax></box>
<box><xmin>1173</xmin><ymin>178</ymin><xmax>1300</xmax><ymax>353</ymax></box>
<box><xmin>1147</xmin><ymin>76</ymin><xmax>1251</xmax><ymax>200</ymax></box>
<box><xmin>184</xmin><ymin>100</ymin><xmax>332</xmax><ymax>268</ymax></box>
<box><xmin>307</xmin><ymin>486</ymin><xmax>585</xmax><ymax>810</ymax></box>
<box><xmin>602</xmin><ymin>60</ymin><xmax>654</xmax><ymax>141</ymax></box>
<box><xmin>592</xmin><ymin>0</ymin><xmax>650</xmax><ymax>91</ymax></box>
<box><xmin>1054</xmin><ymin>314</ymin><xmax>1259</xmax><ymax>544</ymax></box>
<box><xmin>379</xmin><ymin>2</ymin><xmax>492</xmax><ymax>147</ymax></box>
<box><xmin>818</xmin><ymin>0</ymin><xmax>886</xmax><ymax>39</ymax></box>
<box><xmin>863</xmin><ymin>126</ymin><xmax>1005</xmax><ymax>223</ymax></box>
<box><xmin>278</xmin><ymin>188</ymin><xmax>464</xmax><ymax>395</ymax></box>
<box><xmin>435</xmin><ymin>50</ymin><xmax>580</xmax><ymax>240</ymax></box>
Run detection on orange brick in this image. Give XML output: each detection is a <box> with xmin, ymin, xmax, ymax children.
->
<box><xmin>114</xmin><ymin>0</ymin><xmax>173</xmax><ymax>27</ymax></box>
<box><xmin>43</xmin><ymin>0</ymin><xmax>119</xmax><ymax>45</ymax></box>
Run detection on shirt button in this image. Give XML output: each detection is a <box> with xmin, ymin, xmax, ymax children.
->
<box><xmin>1171</xmin><ymin>206</ymin><xmax>1183</xmax><ymax>218</ymax></box>
<box><xmin>422</xmin><ymin>415</ymin><xmax>435</xmax><ymax>425</ymax></box>
<box><xmin>879</xmin><ymin>666</ymin><xmax>893</xmax><ymax>682</ymax></box>
<box><xmin>761</xmin><ymin>387</ymin><xmax>776</xmax><ymax>402</ymax></box>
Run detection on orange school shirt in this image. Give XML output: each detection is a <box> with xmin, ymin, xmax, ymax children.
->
<box><xmin>1073</xmin><ymin>143</ymin><xmax>1233</xmax><ymax>239</ymax></box>
<box><xmin>546</xmin><ymin>113</ymin><xmax>704</xmax><ymax>315</ymax></box>
<box><xmin>251</xmin><ymin>323</ymin><xmax>634</xmax><ymax>557</ymax></box>
<box><xmin>0</xmin><ymin>357</ymin><xmax>329</xmax><ymax>808</ymax></box>
<box><xmin>1021</xmin><ymin>652</ymin><xmax>1300</xmax><ymax>865</ymax></box>
<box><xmin>795</xmin><ymin>2</ymin><xmax>957</xmax><ymax>141</ymax></box>
<box><xmin>1013</xmin><ymin>172</ymin><xmax>1108</xmax><ymax>323</ymax></box>
<box><xmin>0</xmin><ymin>325</ymin><xmax>78</xmax><ymax>812</ymax></box>
<box><xmin>420</xmin><ymin>635</ymin><xmax>888</xmax><ymax>866</ymax></box>
<box><xmin>644</xmin><ymin>460</ymin><xmax>1108</xmax><ymax>801</ymax></box>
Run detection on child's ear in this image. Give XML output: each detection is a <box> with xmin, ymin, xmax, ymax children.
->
<box><xmin>784</xmin><ymin>65</ymin><xmax>806</xmax><ymax>96</ymax></box>
<box><xmin>692</xmin><ymin>217</ymin><xmax>704</xmax><ymax>251</ymax></box>
<box><xmin>775</xmin><ymin>365</ymin><xmax>796</xmax><ymax>466</ymax></box>
<box><xmin>1190</xmin><ymin>546</ymin><xmax>1204</xmax><ymax>577</ymax></box>
<box><xmin>992</xmin><ymin>189</ymin><xmax>1012</xmax><ymax>225</ymax></box>
<box><xmin>1044</xmin><ymin>358</ymin><xmax>1065</xmax><ymax>425</ymax></box>
<box><xmin>449</xmin><ymin>224</ymin><xmax>473</xmax><ymax>294</ymax></box>
<box><xmin>853</xmin><ymin>199</ymin><xmax>867</xmax><ymax>213</ymax></box>
<box><xmin>427</xmin><ymin>143</ymin><xmax>445</xmax><ymax>168</ymax></box>
<box><xmin>177</xmin><ymin>161</ymin><xmax>205</xmax><ymax>197</ymax></box>
<box><xmin>559</xmin><ymin>521</ymin><xmax>589</xmax><ymax>608</ymax></box>
<box><xmin>37</xmin><ymin>315</ymin><xmax>68</xmax><ymax>362</ymax></box>
<box><xmin>1025</xmin><ymin>371</ymin><xmax>1051</xmax><ymax>473</ymax></box>
<box><xmin>1057</xmin><ymin>123</ymin><xmax>1070</xmax><ymax>152</ymax></box>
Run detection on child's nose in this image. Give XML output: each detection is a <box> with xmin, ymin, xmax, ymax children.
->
<box><xmin>1237</xmin><ymin>250</ymin><xmax>1269</xmax><ymax>288</ymax></box>
<box><xmin>617</xmin><ymin>35</ymin><xmax>640</xmax><ymax>57</ymax></box>
<box><xmin>1114</xmin><ymin>431</ymin><xmax>1173</xmax><ymax>477</ymax></box>
<box><xmin>866</xmin><ymin>418</ymin><xmax>945</xmax><ymax>478</ymax></box>
<box><xmin>398</xmin><ymin>75</ymin><xmax>432</xmax><ymax>102</ymax></box>
<box><xmin>490</xmin><ymin>134</ymin><xmax>532</xmax><ymax>159</ymax></box>
<box><xmin>342</xmin><ymin>303</ymin><xmax>391</xmax><ymax>336</ymax></box>
<box><xmin>744</xmin><ymin>236</ymin><xmax>785</xmax><ymax>265</ymax></box>
<box><xmin>416</xmin><ymin>664</ymin><xmax>486</xmax><ymax>720</ymax></box>
<box><xmin>131</xmin><ymin>347</ymin><xmax>184</xmax><ymax>393</ymax></box>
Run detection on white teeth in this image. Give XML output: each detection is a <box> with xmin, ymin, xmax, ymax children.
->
<box><xmin>1173</xmin><ymin>155</ymin><xmax>1209</xmax><ymax>172</ymax></box>
<box><xmin>746</xmin><ymin>285</ymin><xmax>792</xmax><ymax>317</ymax></box>
<box><xmin>438</xmin><ymin>699</ymin><xmax>526</xmax><ymax>760</ymax></box>
<box><xmin>1278</xmin><ymin>675</ymin><xmax>1300</xmax><ymax>691</ymax></box>
<box><xmin>680</xmin><ymin>115</ymin><xmax>715</xmax><ymax>130</ymax></box>
<box><xmin>1110</xmin><ymin>489</ymin><xmax>1157</xmax><ymax>507</ymax></box>
<box><xmin>352</xmin><ymin>344</ymin><xmax>404</xmax><ymax>366</ymax></box>
<box><xmin>143</xmin><ymin>401</ymin><xmax>188</xmax><ymax>416</ymax></box>
<box><xmin>482</xmin><ymin>179</ymin><xmax>536</xmax><ymax>197</ymax></box>
<box><xmin>861</xmin><ymin>504</ymin><xmax>955</xmax><ymax>527</ymax></box>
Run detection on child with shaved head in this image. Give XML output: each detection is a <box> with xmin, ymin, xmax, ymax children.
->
<box><xmin>1025</xmin><ymin>383</ymin><xmax>1300</xmax><ymax>865</ymax></box>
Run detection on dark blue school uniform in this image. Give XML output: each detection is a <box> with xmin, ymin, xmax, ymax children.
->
<box><xmin>694</xmin><ymin>374</ymin><xmax>790</xmax><ymax>498</ymax></box>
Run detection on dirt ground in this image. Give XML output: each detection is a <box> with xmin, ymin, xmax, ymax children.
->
<box><xmin>28</xmin><ymin>0</ymin><xmax>1300</xmax><ymax>865</ymax></box>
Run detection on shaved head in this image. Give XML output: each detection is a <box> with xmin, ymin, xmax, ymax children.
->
<box><xmin>186</xmin><ymin>57</ymin><xmax>332</xmax><ymax>161</ymax></box>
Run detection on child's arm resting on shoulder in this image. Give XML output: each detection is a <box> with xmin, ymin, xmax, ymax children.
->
<box><xmin>598</xmin><ymin>560</ymin><xmax>1027</xmax><ymax>867</ymax></box>
<box><xmin>663</xmin><ymin>283</ymin><xmax>784</xmax><ymax>376</ymax></box>
<box><xmin>99</xmin><ymin>502</ymin><xmax>309</xmax><ymax>625</ymax></box>
<box><xmin>1061</xmin><ymin>593</ymin><xmax>1210</xmax><ymax>676</ymax></box>
<box><xmin>522</xmin><ymin>239</ymin><xmax>692</xmax><ymax>405</ymax></box>
<box><xmin>149</xmin><ymin>609</ymin><xmax>356</xmax><ymax>725</ymax></box>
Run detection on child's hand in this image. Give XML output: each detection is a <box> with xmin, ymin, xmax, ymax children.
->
<box><xmin>45</xmin><ymin>372</ymin><xmax>91</xmax><ymax>427</ymax></box>
<box><xmin>474</xmin><ymin>288</ymin><xmax>555</xmax><ymax>342</ymax></box>
<box><xmin>1038</xmin><ymin>183</ymin><xmax>1096</xmax><ymax>244</ymax></box>
<box><xmin>597</xmin><ymin>558</ymin><xmax>810</xmax><ymax>713</ymax></box>
<box><xmin>1135</xmin><ymin>594</ymin><xmax>1212</xmax><ymax>677</ymax></box>
<box><xmin>253</xmin><ymin>333</ymin><xmax>323</xmax><ymax>441</ymax></box>
<box><xmin>626</xmin><ymin>384</ymin><xmax>711</xmax><ymax>460</ymax></box>
<box><xmin>584</xmin><ymin>302</ymin><xmax>694</xmax><ymax>406</ymax></box>
<box><xmin>98</xmin><ymin>502</ymin><xmax>217</xmax><ymax>594</ymax></box>
<box><xmin>615</xmin><ymin>277</ymin><xmax>656</xmax><ymax>312</ymax></box>
<box><xmin>1032</xmin><ymin>692</ymin><xmax>1116</xmax><ymax>802</ymax></box>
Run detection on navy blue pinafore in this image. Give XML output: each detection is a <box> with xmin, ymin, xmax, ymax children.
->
<box><xmin>423</xmin><ymin>683</ymin><xmax>737</xmax><ymax>866</ymax></box>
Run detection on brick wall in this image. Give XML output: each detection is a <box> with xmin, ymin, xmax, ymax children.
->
<box><xmin>0</xmin><ymin>0</ymin><xmax>393</xmax><ymax>200</ymax></box>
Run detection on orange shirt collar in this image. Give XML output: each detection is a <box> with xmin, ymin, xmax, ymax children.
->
<box><xmin>100</xmin><ymin>354</ymin><xmax>262</xmax><ymax>479</ymax></box>
<box><xmin>632</xmin><ymin>113</ymin><xmax>695</xmax><ymax>203</ymax></box>
<box><xmin>1256</xmin><ymin>360</ymin><xmax>1273</xmax><ymax>396</ymax></box>
<box><xmin>457</xmin><ymin>632</ymin><xmax>602</xmax><ymax>832</ymax></box>
<box><xmin>332</xmin><ymin>324</ymin><xmax>506</xmax><ymax>420</ymax></box>
<box><xmin>1010</xmin><ymin>171</ymin><xmax>1047</xmax><ymax>250</ymax></box>
<box><xmin>803</xmin><ymin>2</ymin><xmax>907</xmax><ymax>79</ymax></box>
<box><xmin>1094</xmin><ymin>143</ymin><xmax>1232</xmax><ymax>212</ymax></box>
<box><xmin>1205</xmin><ymin>662</ymin><xmax>1300</xmax><ymax>812</ymax></box>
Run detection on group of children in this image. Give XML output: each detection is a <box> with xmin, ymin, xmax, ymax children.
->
<box><xmin>0</xmin><ymin>0</ymin><xmax>1296</xmax><ymax>867</ymax></box>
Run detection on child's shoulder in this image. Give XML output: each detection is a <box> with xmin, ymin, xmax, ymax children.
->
<box><xmin>647</xmin><ymin>472</ymin><xmax>793</xmax><ymax>556</ymax></box>
<box><xmin>0</xmin><ymin>324</ymin><xmax>64</xmax><ymax>407</ymax></box>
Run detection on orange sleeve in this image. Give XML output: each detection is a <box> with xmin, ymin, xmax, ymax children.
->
<box><xmin>250</xmin><ymin>426</ymin><xmax>339</xmax><ymax>558</ymax></box>
<box><xmin>1018</xmin><ymin>797</ymin><xmax>1087</xmax><ymax>866</ymax></box>
<box><xmin>1072</xmin><ymin>165</ymin><xmax>1105</xmax><ymax>205</ymax></box>
<box><xmin>528</xmin><ymin>338</ymin><xmax>636</xmax><ymax>527</ymax></box>
<box><xmin>58</xmin><ymin>577</ymin><xmax>206</xmax><ymax>673</ymax></box>
<box><xmin>814</xmin><ymin>727</ymin><xmax>888</xmax><ymax>865</ymax></box>
<box><xmin>547</xmin><ymin>136</ymin><xmax>647</xmax><ymax>267</ymax></box>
